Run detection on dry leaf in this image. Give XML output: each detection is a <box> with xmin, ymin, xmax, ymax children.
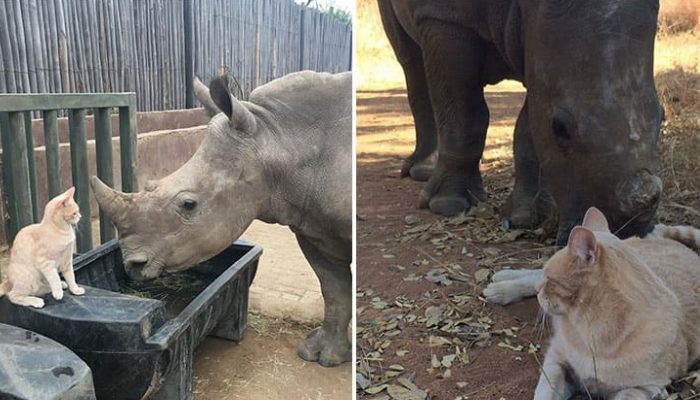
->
<box><xmin>431</xmin><ymin>354</ymin><xmax>441</xmax><ymax>369</ymax></box>
<box><xmin>474</xmin><ymin>268</ymin><xmax>491</xmax><ymax>283</ymax></box>
<box><xmin>441</xmin><ymin>354</ymin><xmax>457</xmax><ymax>368</ymax></box>
<box><xmin>364</xmin><ymin>384</ymin><xmax>388</xmax><ymax>394</ymax></box>
<box><xmin>387</xmin><ymin>384</ymin><xmax>428</xmax><ymax>400</ymax></box>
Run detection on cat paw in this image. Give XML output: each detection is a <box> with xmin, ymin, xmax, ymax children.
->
<box><xmin>52</xmin><ymin>290</ymin><xmax>64</xmax><ymax>300</ymax></box>
<box><xmin>69</xmin><ymin>286</ymin><xmax>85</xmax><ymax>296</ymax></box>
<box><xmin>61</xmin><ymin>281</ymin><xmax>68</xmax><ymax>289</ymax></box>
<box><xmin>28</xmin><ymin>298</ymin><xmax>45</xmax><ymax>308</ymax></box>
<box><xmin>483</xmin><ymin>281</ymin><xmax>528</xmax><ymax>305</ymax></box>
<box><xmin>483</xmin><ymin>269</ymin><xmax>543</xmax><ymax>305</ymax></box>
<box><xmin>490</xmin><ymin>269</ymin><xmax>536</xmax><ymax>282</ymax></box>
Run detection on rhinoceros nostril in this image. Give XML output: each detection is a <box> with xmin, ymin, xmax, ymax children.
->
<box><xmin>124</xmin><ymin>254</ymin><xmax>148</xmax><ymax>271</ymax></box>
<box><xmin>126</xmin><ymin>260</ymin><xmax>147</xmax><ymax>270</ymax></box>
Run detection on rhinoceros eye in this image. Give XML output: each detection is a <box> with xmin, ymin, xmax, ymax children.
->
<box><xmin>552</xmin><ymin>117</ymin><xmax>570</xmax><ymax>140</ymax></box>
<box><xmin>181</xmin><ymin>199</ymin><xmax>197</xmax><ymax>211</ymax></box>
<box><xmin>552</xmin><ymin>106</ymin><xmax>575</xmax><ymax>141</ymax></box>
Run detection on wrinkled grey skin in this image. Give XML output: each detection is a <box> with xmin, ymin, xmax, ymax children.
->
<box><xmin>379</xmin><ymin>0</ymin><xmax>664</xmax><ymax>244</ymax></box>
<box><xmin>91</xmin><ymin>71</ymin><xmax>352</xmax><ymax>367</ymax></box>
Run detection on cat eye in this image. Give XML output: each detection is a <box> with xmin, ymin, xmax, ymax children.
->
<box><xmin>181</xmin><ymin>199</ymin><xmax>197</xmax><ymax>211</ymax></box>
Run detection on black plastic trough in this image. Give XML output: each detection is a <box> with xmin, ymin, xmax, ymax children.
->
<box><xmin>0</xmin><ymin>239</ymin><xmax>261</xmax><ymax>400</ymax></box>
<box><xmin>0</xmin><ymin>322</ymin><xmax>95</xmax><ymax>400</ymax></box>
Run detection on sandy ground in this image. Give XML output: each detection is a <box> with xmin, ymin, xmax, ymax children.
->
<box><xmin>194</xmin><ymin>315</ymin><xmax>351</xmax><ymax>400</ymax></box>
<box><xmin>242</xmin><ymin>221</ymin><xmax>324</xmax><ymax>322</ymax></box>
<box><xmin>193</xmin><ymin>220</ymin><xmax>351</xmax><ymax>400</ymax></box>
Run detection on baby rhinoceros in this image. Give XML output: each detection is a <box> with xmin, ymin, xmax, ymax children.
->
<box><xmin>91</xmin><ymin>71</ymin><xmax>352</xmax><ymax>367</ymax></box>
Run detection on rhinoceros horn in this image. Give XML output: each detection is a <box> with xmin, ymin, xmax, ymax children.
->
<box><xmin>90</xmin><ymin>176</ymin><xmax>133</xmax><ymax>226</ymax></box>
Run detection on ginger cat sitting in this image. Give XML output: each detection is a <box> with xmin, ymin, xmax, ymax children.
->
<box><xmin>533</xmin><ymin>207</ymin><xmax>700</xmax><ymax>399</ymax></box>
<box><xmin>0</xmin><ymin>187</ymin><xmax>85</xmax><ymax>308</ymax></box>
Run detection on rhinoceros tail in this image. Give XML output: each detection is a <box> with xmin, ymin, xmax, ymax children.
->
<box><xmin>649</xmin><ymin>224</ymin><xmax>700</xmax><ymax>251</ymax></box>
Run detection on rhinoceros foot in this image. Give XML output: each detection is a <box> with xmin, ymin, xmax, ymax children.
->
<box><xmin>401</xmin><ymin>152</ymin><xmax>437</xmax><ymax>182</ymax></box>
<box><xmin>418</xmin><ymin>166</ymin><xmax>486</xmax><ymax>216</ymax></box>
<box><xmin>500</xmin><ymin>189</ymin><xmax>556</xmax><ymax>231</ymax></box>
<box><xmin>500</xmin><ymin>196</ymin><xmax>540</xmax><ymax>229</ymax></box>
<box><xmin>297</xmin><ymin>327</ymin><xmax>351</xmax><ymax>367</ymax></box>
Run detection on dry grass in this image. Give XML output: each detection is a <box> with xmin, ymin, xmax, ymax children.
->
<box><xmin>658</xmin><ymin>0</ymin><xmax>700</xmax><ymax>36</ymax></box>
<box><xmin>657</xmin><ymin>63</ymin><xmax>700</xmax><ymax>227</ymax></box>
<box><xmin>247</xmin><ymin>312</ymin><xmax>316</xmax><ymax>339</ymax></box>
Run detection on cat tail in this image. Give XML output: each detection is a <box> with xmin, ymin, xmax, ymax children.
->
<box><xmin>650</xmin><ymin>224</ymin><xmax>700</xmax><ymax>251</ymax></box>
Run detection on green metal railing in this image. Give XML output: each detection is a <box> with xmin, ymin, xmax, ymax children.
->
<box><xmin>0</xmin><ymin>93</ymin><xmax>138</xmax><ymax>253</ymax></box>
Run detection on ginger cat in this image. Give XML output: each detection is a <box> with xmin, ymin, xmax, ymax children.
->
<box><xmin>0</xmin><ymin>187</ymin><xmax>85</xmax><ymax>308</ymax></box>
<box><xmin>532</xmin><ymin>207</ymin><xmax>700</xmax><ymax>399</ymax></box>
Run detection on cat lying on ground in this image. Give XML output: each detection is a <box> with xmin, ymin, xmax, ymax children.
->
<box><xmin>485</xmin><ymin>207</ymin><xmax>700</xmax><ymax>399</ymax></box>
<box><xmin>0</xmin><ymin>187</ymin><xmax>85</xmax><ymax>308</ymax></box>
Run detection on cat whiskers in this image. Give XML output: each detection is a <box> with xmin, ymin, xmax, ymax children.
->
<box><xmin>535</xmin><ymin>307</ymin><xmax>549</xmax><ymax>345</ymax></box>
<box><xmin>613</xmin><ymin>211</ymin><xmax>645</xmax><ymax>236</ymax></box>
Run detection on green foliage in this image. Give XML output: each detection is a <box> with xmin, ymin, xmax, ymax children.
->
<box><xmin>326</xmin><ymin>7</ymin><xmax>352</xmax><ymax>25</ymax></box>
<box><xmin>300</xmin><ymin>0</ymin><xmax>352</xmax><ymax>26</ymax></box>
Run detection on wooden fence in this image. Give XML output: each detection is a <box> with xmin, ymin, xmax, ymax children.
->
<box><xmin>0</xmin><ymin>93</ymin><xmax>138</xmax><ymax>251</ymax></box>
<box><xmin>0</xmin><ymin>0</ymin><xmax>352</xmax><ymax>111</ymax></box>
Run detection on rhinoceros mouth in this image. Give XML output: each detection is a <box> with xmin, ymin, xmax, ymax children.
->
<box><xmin>611</xmin><ymin>210</ymin><xmax>657</xmax><ymax>239</ymax></box>
<box><xmin>123</xmin><ymin>256</ymin><xmax>165</xmax><ymax>281</ymax></box>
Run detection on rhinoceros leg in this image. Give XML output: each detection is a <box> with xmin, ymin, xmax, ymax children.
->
<box><xmin>417</xmin><ymin>28</ymin><xmax>489</xmax><ymax>216</ymax></box>
<box><xmin>294</xmin><ymin>234</ymin><xmax>351</xmax><ymax>367</ymax></box>
<box><xmin>501</xmin><ymin>98</ymin><xmax>556</xmax><ymax>228</ymax></box>
<box><xmin>400</xmin><ymin>57</ymin><xmax>438</xmax><ymax>182</ymax></box>
<box><xmin>378</xmin><ymin>1</ymin><xmax>436</xmax><ymax>182</ymax></box>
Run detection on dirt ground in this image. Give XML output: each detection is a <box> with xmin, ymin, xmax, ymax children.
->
<box><xmin>192</xmin><ymin>221</ymin><xmax>351</xmax><ymax>400</ymax></box>
<box><xmin>356</xmin><ymin>81</ymin><xmax>546</xmax><ymax>399</ymax></box>
<box><xmin>194</xmin><ymin>315</ymin><xmax>351</xmax><ymax>400</ymax></box>
<box><xmin>355</xmin><ymin>3</ymin><xmax>700</xmax><ymax>396</ymax></box>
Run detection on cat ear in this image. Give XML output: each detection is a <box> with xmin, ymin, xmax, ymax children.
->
<box><xmin>582</xmin><ymin>207</ymin><xmax>610</xmax><ymax>232</ymax></box>
<box><xmin>60</xmin><ymin>187</ymin><xmax>75</xmax><ymax>207</ymax></box>
<box><xmin>567</xmin><ymin>226</ymin><xmax>598</xmax><ymax>263</ymax></box>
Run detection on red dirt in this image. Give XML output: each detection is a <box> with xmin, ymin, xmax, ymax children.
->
<box><xmin>356</xmin><ymin>83</ymin><xmax>552</xmax><ymax>399</ymax></box>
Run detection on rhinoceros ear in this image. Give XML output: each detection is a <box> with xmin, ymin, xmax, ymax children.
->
<box><xmin>209</xmin><ymin>76</ymin><xmax>257</xmax><ymax>133</ymax></box>
<box><xmin>193</xmin><ymin>77</ymin><xmax>221</xmax><ymax>117</ymax></box>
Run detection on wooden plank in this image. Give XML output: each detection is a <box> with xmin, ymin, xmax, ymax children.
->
<box><xmin>0</xmin><ymin>0</ymin><xmax>17</xmax><ymax>92</ymax></box>
<box><xmin>0</xmin><ymin>113</ymin><xmax>15</xmax><ymax>239</ymax></box>
<box><xmin>56</xmin><ymin>0</ymin><xmax>70</xmax><ymax>93</ymax></box>
<box><xmin>1</xmin><ymin>112</ymin><xmax>34</xmax><ymax>241</ymax></box>
<box><xmin>0</xmin><ymin>93</ymin><xmax>134</xmax><ymax>112</ymax></box>
<box><xmin>23</xmin><ymin>111</ymin><xmax>38</xmax><ymax>222</ymax></box>
<box><xmin>119</xmin><ymin>96</ymin><xmax>138</xmax><ymax>193</ymax></box>
<box><xmin>19</xmin><ymin>1</ymin><xmax>37</xmax><ymax>93</ymax></box>
<box><xmin>299</xmin><ymin>7</ymin><xmax>305</xmax><ymax>71</ymax></box>
<box><xmin>68</xmin><ymin>108</ymin><xmax>92</xmax><ymax>252</ymax></box>
<box><xmin>0</xmin><ymin>9</ymin><xmax>5</xmax><ymax>93</ymax></box>
<box><xmin>94</xmin><ymin>107</ymin><xmax>115</xmax><ymax>243</ymax></box>
<box><xmin>11</xmin><ymin>0</ymin><xmax>31</xmax><ymax>93</ymax></box>
<box><xmin>43</xmin><ymin>110</ymin><xmax>62</xmax><ymax>198</ymax></box>
<box><xmin>30</xmin><ymin>0</ymin><xmax>46</xmax><ymax>93</ymax></box>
